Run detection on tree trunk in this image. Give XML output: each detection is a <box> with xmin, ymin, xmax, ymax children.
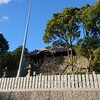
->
<box><xmin>66</xmin><ymin>42</ymin><xmax>70</xmax><ymax>57</ymax></box>
<box><xmin>70</xmin><ymin>41</ymin><xmax>74</xmax><ymax>72</ymax></box>
<box><xmin>88</xmin><ymin>54</ymin><xmax>92</xmax><ymax>72</ymax></box>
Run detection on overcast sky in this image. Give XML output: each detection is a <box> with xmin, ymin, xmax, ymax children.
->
<box><xmin>0</xmin><ymin>0</ymin><xmax>97</xmax><ymax>51</ymax></box>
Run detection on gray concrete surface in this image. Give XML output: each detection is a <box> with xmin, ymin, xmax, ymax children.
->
<box><xmin>0</xmin><ymin>90</ymin><xmax>100</xmax><ymax>100</ymax></box>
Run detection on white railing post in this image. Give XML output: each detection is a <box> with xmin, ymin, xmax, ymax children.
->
<box><xmin>93</xmin><ymin>73</ymin><xmax>98</xmax><ymax>88</ymax></box>
<box><xmin>86</xmin><ymin>73</ymin><xmax>90</xmax><ymax>88</ymax></box>
<box><xmin>89</xmin><ymin>74</ymin><xmax>94</xmax><ymax>88</ymax></box>
<box><xmin>82</xmin><ymin>74</ymin><xmax>86</xmax><ymax>88</ymax></box>
<box><xmin>97</xmin><ymin>74</ymin><xmax>100</xmax><ymax>88</ymax></box>
<box><xmin>68</xmin><ymin>74</ymin><xmax>71</xmax><ymax>88</ymax></box>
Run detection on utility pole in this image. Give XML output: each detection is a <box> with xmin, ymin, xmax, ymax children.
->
<box><xmin>17</xmin><ymin>0</ymin><xmax>33</xmax><ymax>77</ymax></box>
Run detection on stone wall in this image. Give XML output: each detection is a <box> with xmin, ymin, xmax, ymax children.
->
<box><xmin>0</xmin><ymin>90</ymin><xmax>100</xmax><ymax>100</ymax></box>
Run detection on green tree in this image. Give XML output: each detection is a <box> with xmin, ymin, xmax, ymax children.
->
<box><xmin>43</xmin><ymin>7</ymin><xmax>80</xmax><ymax>71</ymax></box>
<box><xmin>0</xmin><ymin>33</ymin><xmax>9</xmax><ymax>54</ymax></box>
<box><xmin>80</xmin><ymin>1</ymin><xmax>100</xmax><ymax>37</ymax></box>
<box><xmin>92</xmin><ymin>47</ymin><xmax>100</xmax><ymax>72</ymax></box>
<box><xmin>11</xmin><ymin>46</ymin><xmax>29</xmax><ymax>69</ymax></box>
<box><xmin>0</xmin><ymin>53</ymin><xmax>14</xmax><ymax>69</ymax></box>
<box><xmin>74</xmin><ymin>1</ymin><xmax>100</xmax><ymax>72</ymax></box>
<box><xmin>52</xmin><ymin>40</ymin><xmax>66</xmax><ymax>48</ymax></box>
<box><xmin>75</xmin><ymin>36</ymin><xmax>100</xmax><ymax>72</ymax></box>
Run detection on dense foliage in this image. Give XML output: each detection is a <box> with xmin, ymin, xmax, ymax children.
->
<box><xmin>92</xmin><ymin>47</ymin><xmax>100</xmax><ymax>72</ymax></box>
<box><xmin>43</xmin><ymin>1</ymin><xmax>100</xmax><ymax>72</ymax></box>
<box><xmin>11</xmin><ymin>46</ymin><xmax>29</xmax><ymax>70</ymax></box>
<box><xmin>0</xmin><ymin>33</ymin><xmax>9</xmax><ymax>54</ymax></box>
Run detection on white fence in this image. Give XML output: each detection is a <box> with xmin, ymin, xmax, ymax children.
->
<box><xmin>0</xmin><ymin>73</ymin><xmax>100</xmax><ymax>91</ymax></box>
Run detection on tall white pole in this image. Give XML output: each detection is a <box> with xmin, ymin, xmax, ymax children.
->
<box><xmin>17</xmin><ymin>0</ymin><xmax>33</xmax><ymax>77</ymax></box>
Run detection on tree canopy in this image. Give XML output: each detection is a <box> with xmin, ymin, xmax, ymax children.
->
<box><xmin>81</xmin><ymin>1</ymin><xmax>100</xmax><ymax>36</ymax></box>
<box><xmin>43</xmin><ymin>7</ymin><xmax>80</xmax><ymax>45</ymax></box>
<box><xmin>0</xmin><ymin>33</ymin><xmax>9</xmax><ymax>54</ymax></box>
<box><xmin>43</xmin><ymin>1</ymin><xmax>100</xmax><ymax>72</ymax></box>
<box><xmin>11</xmin><ymin>46</ymin><xmax>29</xmax><ymax>69</ymax></box>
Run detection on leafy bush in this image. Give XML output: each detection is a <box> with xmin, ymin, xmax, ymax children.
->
<box><xmin>92</xmin><ymin>47</ymin><xmax>100</xmax><ymax>72</ymax></box>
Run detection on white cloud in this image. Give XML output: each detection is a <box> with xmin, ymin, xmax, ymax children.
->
<box><xmin>0</xmin><ymin>0</ymin><xmax>23</xmax><ymax>5</ymax></box>
<box><xmin>0</xmin><ymin>0</ymin><xmax>11</xmax><ymax>4</ymax></box>
<box><xmin>0</xmin><ymin>16</ymin><xmax>9</xmax><ymax>22</ymax></box>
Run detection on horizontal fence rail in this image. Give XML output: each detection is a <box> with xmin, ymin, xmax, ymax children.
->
<box><xmin>0</xmin><ymin>73</ymin><xmax>100</xmax><ymax>91</ymax></box>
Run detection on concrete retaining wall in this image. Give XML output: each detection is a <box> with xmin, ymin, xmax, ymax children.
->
<box><xmin>0</xmin><ymin>90</ymin><xmax>100</xmax><ymax>100</ymax></box>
